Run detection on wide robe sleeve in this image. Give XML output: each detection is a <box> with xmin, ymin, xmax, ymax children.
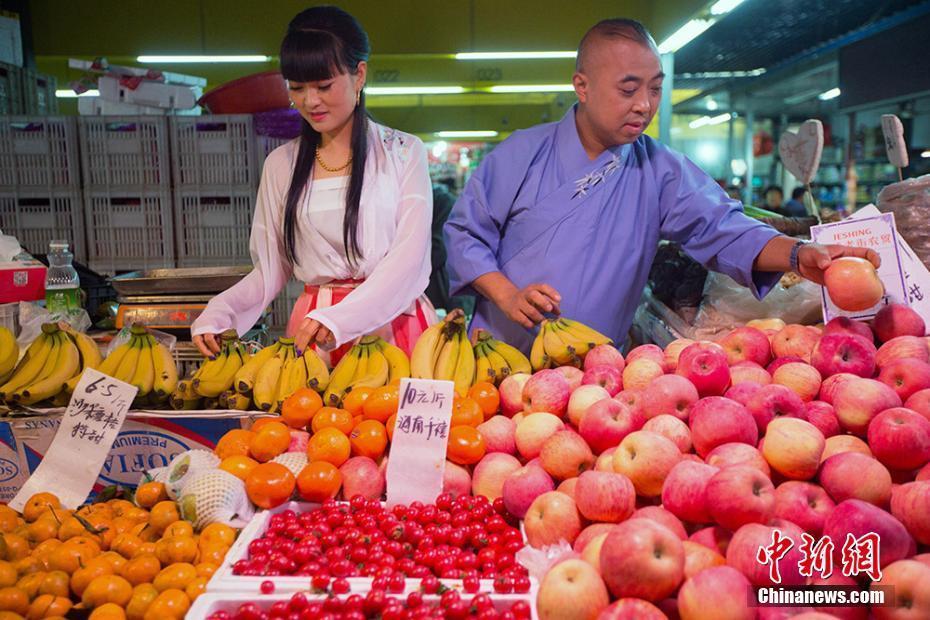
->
<box><xmin>308</xmin><ymin>139</ymin><xmax>433</xmax><ymax>347</ymax></box>
<box><xmin>190</xmin><ymin>149</ymin><xmax>293</xmax><ymax>337</ymax></box>
<box><xmin>656</xmin><ymin>148</ymin><xmax>782</xmax><ymax>298</ymax></box>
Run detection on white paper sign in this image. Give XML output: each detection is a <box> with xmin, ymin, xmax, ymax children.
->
<box><xmin>8</xmin><ymin>368</ymin><xmax>137</xmax><ymax>511</ymax></box>
<box><xmin>881</xmin><ymin>114</ymin><xmax>909</xmax><ymax>169</ymax></box>
<box><xmin>810</xmin><ymin>212</ymin><xmax>908</xmax><ymax>322</ymax></box>
<box><xmin>385</xmin><ymin>378</ymin><xmax>454</xmax><ymax>507</ymax></box>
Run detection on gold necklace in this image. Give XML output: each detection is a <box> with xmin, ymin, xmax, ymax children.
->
<box><xmin>315</xmin><ymin>148</ymin><xmax>353</xmax><ymax>172</ymax></box>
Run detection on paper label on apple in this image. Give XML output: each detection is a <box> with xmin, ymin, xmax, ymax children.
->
<box><xmin>811</xmin><ymin>212</ymin><xmax>907</xmax><ymax>321</ymax></box>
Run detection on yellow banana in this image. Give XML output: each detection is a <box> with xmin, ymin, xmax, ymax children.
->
<box><xmin>541</xmin><ymin>320</ymin><xmax>575</xmax><ymax>366</ymax></box>
<box><xmin>277</xmin><ymin>349</ymin><xmax>305</xmax><ymax>409</ymax></box>
<box><xmin>474</xmin><ymin>343</ymin><xmax>496</xmax><ymax>384</ymax></box>
<box><xmin>98</xmin><ymin>339</ymin><xmax>133</xmax><ymax>378</ymax></box>
<box><xmin>484</xmin><ymin>344</ymin><xmax>510</xmax><ymax>381</ymax></box>
<box><xmin>303</xmin><ymin>349</ymin><xmax>330</xmax><ymax>392</ymax></box>
<box><xmin>0</xmin><ymin>329</ymin><xmax>56</xmax><ymax>399</ymax></box>
<box><xmin>530</xmin><ymin>327</ymin><xmax>550</xmax><ymax>371</ymax></box>
<box><xmin>253</xmin><ymin>351</ymin><xmax>284</xmax><ymax>412</ymax></box>
<box><xmin>323</xmin><ymin>346</ymin><xmax>361</xmax><ymax>407</ymax></box>
<box><xmin>170</xmin><ymin>388</ymin><xmax>202</xmax><ymax>410</ymax></box>
<box><xmin>151</xmin><ymin>339</ymin><xmax>179</xmax><ymax>398</ymax></box>
<box><xmin>351</xmin><ymin>344</ymin><xmax>370</xmax><ymax>385</ymax></box>
<box><xmin>433</xmin><ymin>330</ymin><xmax>461</xmax><ymax>381</ymax></box>
<box><xmin>235</xmin><ymin>342</ymin><xmax>281</xmax><ymax>394</ymax></box>
<box><xmin>452</xmin><ymin>330</ymin><xmax>476</xmax><ymax>395</ymax></box>
<box><xmin>377</xmin><ymin>339</ymin><xmax>410</xmax><ymax>383</ymax></box>
<box><xmin>127</xmin><ymin>336</ymin><xmax>155</xmax><ymax>398</ymax></box>
<box><xmin>410</xmin><ymin>323</ymin><xmax>444</xmax><ymax>379</ymax></box>
<box><xmin>488</xmin><ymin>339</ymin><xmax>532</xmax><ymax>375</ymax></box>
<box><xmin>18</xmin><ymin>334</ymin><xmax>80</xmax><ymax>405</ymax></box>
<box><xmin>114</xmin><ymin>336</ymin><xmax>143</xmax><ymax>383</ymax></box>
<box><xmin>62</xmin><ymin>327</ymin><xmax>103</xmax><ymax>371</ymax></box>
<box><xmin>194</xmin><ymin>342</ymin><xmax>244</xmax><ymax>398</ymax></box>
<box><xmin>271</xmin><ymin>346</ymin><xmax>295</xmax><ymax>412</ymax></box>
<box><xmin>176</xmin><ymin>379</ymin><xmax>194</xmax><ymax>396</ymax></box>
<box><xmin>226</xmin><ymin>391</ymin><xmax>251</xmax><ymax>411</ymax></box>
<box><xmin>195</xmin><ymin>346</ymin><xmax>229</xmax><ymax>385</ymax></box>
<box><xmin>557</xmin><ymin>317</ymin><xmax>612</xmax><ymax>348</ymax></box>
<box><xmin>353</xmin><ymin>344</ymin><xmax>389</xmax><ymax>389</ymax></box>
<box><xmin>0</xmin><ymin>327</ymin><xmax>19</xmax><ymax>380</ymax></box>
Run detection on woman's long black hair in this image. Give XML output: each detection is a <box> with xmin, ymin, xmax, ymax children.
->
<box><xmin>280</xmin><ymin>5</ymin><xmax>370</xmax><ymax>267</ymax></box>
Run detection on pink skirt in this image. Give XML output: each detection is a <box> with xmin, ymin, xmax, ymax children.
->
<box><xmin>286</xmin><ymin>279</ymin><xmax>438</xmax><ymax>367</ymax></box>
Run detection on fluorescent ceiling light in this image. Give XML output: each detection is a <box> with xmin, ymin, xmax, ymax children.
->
<box><xmin>488</xmin><ymin>84</ymin><xmax>574</xmax><ymax>93</ymax></box>
<box><xmin>689</xmin><ymin>116</ymin><xmax>712</xmax><ymax>129</ymax></box>
<box><xmin>658</xmin><ymin>19</ymin><xmax>713</xmax><ymax>54</ymax></box>
<box><xmin>784</xmin><ymin>89</ymin><xmax>824</xmax><ymax>106</ymax></box>
<box><xmin>706</xmin><ymin>112</ymin><xmax>732</xmax><ymax>125</ymax></box>
<box><xmin>137</xmin><ymin>55</ymin><xmax>270</xmax><ymax>63</ymax></box>
<box><xmin>434</xmin><ymin>130</ymin><xmax>499</xmax><ymax>138</ymax></box>
<box><xmin>366</xmin><ymin>86</ymin><xmax>466</xmax><ymax>95</ymax></box>
<box><xmin>56</xmin><ymin>89</ymin><xmax>99</xmax><ymax>98</ymax></box>
<box><xmin>456</xmin><ymin>51</ymin><xmax>576</xmax><ymax>60</ymax></box>
<box><xmin>921</xmin><ymin>150</ymin><xmax>930</xmax><ymax>159</ymax></box>
<box><xmin>710</xmin><ymin>0</ymin><xmax>746</xmax><ymax>15</ymax></box>
<box><xmin>818</xmin><ymin>87</ymin><xmax>841</xmax><ymax>100</ymax></box>
<box><xmin>678</xmin><ymin>69</ymin><xmax>765</xmax><ymax>78</ymax></box>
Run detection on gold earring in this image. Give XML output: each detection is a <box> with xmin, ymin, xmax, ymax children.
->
<box><xmin>289</xmin><ymin>100</ymin><xmax>295</xmax><ymax>108</ymax></box>
<box><xmin>356</xmin><ymin>91</ymin><xmax>361</xmax><ymax>106</ymax></box>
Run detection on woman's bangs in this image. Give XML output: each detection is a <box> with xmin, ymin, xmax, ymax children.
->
<box><xmin>280</xmin><ymin>29</ymin><xmax>346</xmax><ymax>83</ymax></box>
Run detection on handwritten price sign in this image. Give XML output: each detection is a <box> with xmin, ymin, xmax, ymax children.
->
<box><xmin>9</xmin><ymin>368</ymin><xmax>137</xmax><ymax>511</ymax></box>
<box><xmin>385</xmin><ymin>378</ymin><xmax>454</xmax><ymax>507</ymax></box>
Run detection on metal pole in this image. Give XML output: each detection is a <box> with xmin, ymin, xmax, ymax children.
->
<box><xmin>659</xmin><ymin>53</ymin><xmax>674</xmax><ymax>145</ymax></box>
<box><xmin>743</xmin><ymin>105</ymin><xmax>755</xmax><ymax>206</ymax></box>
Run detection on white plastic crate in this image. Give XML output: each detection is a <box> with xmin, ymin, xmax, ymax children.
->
<box><xmin>0</xmin><ymin>189</ymin><xmax>85</xmax><ymax>261</ymax></box>
<box><xmin>78</xmin><ymin>116</ymin><xmax>170</xmax><ymax>188</ymax></box>
<box><xmin>255</xmin><ymin>134</ymin><xmax>295</xmax><ymax>180</ymax></box>
<box><xmin>174</xmin><ymin>188</ymin><xmax>255</xmax><ymax>267</ymax></box>
<box><xmin>269</xmin><ymin>280</ymin><xmax>303</xmax><ymax>333</ymax></box>
<box><xmin>83</xmin><ymin>189</ymin><xmax>174</xmax><ymax>274</ymax></box>
<box><xmin>0</xmin><ymin>117</ymin><xmax>80</xmax><ymax>188</ymax></box>
<box><xmin>172</xmin><ymin>115</ymin><xmax>257</xmax><ymax>188</ymax></box>
<box><xmin>0</xmin><ymin>62</ymin><xmax>23</xmax><ymax>115</ymax></box>
<box><xmin>21</xmin><ymin>71</ymin><xmax>57</xmax><ymax>115</ymax></box>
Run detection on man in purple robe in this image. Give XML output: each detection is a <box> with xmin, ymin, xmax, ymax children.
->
<box><xmin>445</xmin><ymin>18</ymin><xmax>877</xmax><ymax>352</ymax></box>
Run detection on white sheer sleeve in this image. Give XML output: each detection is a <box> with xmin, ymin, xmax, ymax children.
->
<box><xmin>308</xmin><ymin>138</ymin><xmax>432</xmax><ymax>346</ymax></box>
<box><xmin>190</xmin><ymin>148</ymin><xmax>294</xmax><ymax>338</ymax></box>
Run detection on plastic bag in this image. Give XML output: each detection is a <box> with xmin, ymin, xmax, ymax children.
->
<box><xmin>693</xmin><ymin>272</ymin><xmax>823</xmax><ymax>334</ymax></box>
<box><xmin>105</xmin><ymin>324</ymin><xmax>177</xmax><ymax>356</ymax></box>
<box><xmin>878</xmin><ymin>174</ymin><xmax>930</xmax><ymax>268</ymax></box>
<box><xmin>515</xmin><ymin>540</ymin><xmax>578</xmax><ymax>583</ymax></box>
<box><xmin>16</xmin><ymin>302</ymin><xmax>91</xmax><ymax>349</ymax></box>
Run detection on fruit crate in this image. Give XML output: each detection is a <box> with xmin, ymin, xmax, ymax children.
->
<box><xmin>170</xmin><ymin>115</ymin><xmax>257</xmax><ymax>188</ymax></box>
<box><xmin>0</xmin><ymin>62</ymin><xmax>23</xmax><ymax>115</ymax></box>
<box><xmin>0</xmin><ymin>189</ymin><xmax>86</xmax><ymax>262</ymax></box>
<box><xmin>188</xmin><ymin>592</ymin><xmax>538</xmax><ymax>620</ymax></box>
<box><xmin>269</xmin><ymin>280</ymin><xmax>303</xmax><ymax>334</ymax></box>
<box><xmin>255</xmin><ymin>134</ymin><xmax>295</xmax><ymax>179</ymax></box>
<box><xmin>0</xmin><ymin>116</ymin><xmax>80</xmax><ymax>188</ymax></box>
<box><xmin>208</xmin><ymin>501</ymin><xmax>532</xmax><ymax>596</ymax></box>
<box><xmin>173</xmin><ymin>188</ymin><xmax>255</xmax><ymax>267</ymax></box>
<box><xmin>83</xmin><ymin>188</ymin><xmax>175</xmax><ymax>274</ymax></box>
<box><xmin>21</xmin><ymin>70</ymin><xmax>58</xmax><ymax>115</ymax></box>
<box><xmin>78</xmin><ymin>116</ymin><xmax>170</xmax><ymax>188</ymax></box>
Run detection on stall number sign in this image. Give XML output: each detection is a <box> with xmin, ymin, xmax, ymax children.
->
<box><xmin>386</xmin><ymin>378</ymin><xmax>454</xmax><ymax>507</ymax></box>
<box><xmin>8</xmin><ymin>368</ymin><xmax>137</xmax><ymax>511</ymax></box>
<box><xmin>810</xmin><ymin>212</ymin><xmax>907</xmax><ymax>322</ymax></box>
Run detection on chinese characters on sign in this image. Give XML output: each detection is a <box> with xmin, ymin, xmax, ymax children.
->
<box><xmin>385</xmin><ymin>378</ymin><xmax>455</xmax><ymax>507</ymax></box>
<box><xmin>8</xmin><ymin>368</ymin><xmax>137</xmax><ymax>511</ymax></box>
<box><xmin>757</xmin><ymin>529</ymin><xmax>882</xmax><ymax>584</ymax></box>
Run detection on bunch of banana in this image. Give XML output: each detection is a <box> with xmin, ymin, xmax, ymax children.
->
<box><xmin>191</xmin><ymin>331</ymin><xmax>250</xmax><ymax>399</ymax></box>
<box><xmin>60</xmin><ymin>324</ymin><xmax>105</xmax><ymax>395</ymax></box>
<box><xmin>409</xmin><ymin>309</ymin><xmax>475</xmax><ymax>395</ymax></box>
<box><xmin>249</xmin><ymin>338</ymin><xmax>332</xmax><ymax>413</ymax></box>
<box><xmin>96</xmin><ymin>324</ymin><xmax>179</xmax><ymax>405</ymax></box>
<box><xmin>323</xmin><ymin>335</ymin><xmax>410</xmax><ymax>407</ymax></box>
<box><xmin>473</xmin><ymin>329</ymin><xmax>532</xmax><ymax>385</ymax></box>
<box><xmin>0</xmin><ymin>323</ymin><xmax>80</xmax><ymax>406</ymax></box>
<box><xmin>530</xmin><ymin>317</ymin><xmax>612</xmax><ymax>371</ymax></box>
<box><xmin>0</xmin><ymin>327</ymin><xmax>20</xmax><ymax>385</ymax></box>
<box><xmin>169</xmin><ymin>379</ymin><xmax>202</xmax><ymax>411</ymax></box>
<box><xmin>218</xmin><ymin>389</ymin><xmax>250</xmax><ymax>411</ymax></box>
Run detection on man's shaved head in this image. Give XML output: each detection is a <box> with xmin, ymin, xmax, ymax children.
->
<box><xmin>576</xmin><ymin>18</ymin><xmax>658</xmax><ymax>72</ymax></box>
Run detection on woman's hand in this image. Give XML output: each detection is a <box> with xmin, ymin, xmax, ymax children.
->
<box><xmin>797</xmin><ymin>243</ymin><xmax>882</xmax><ymax>285</ymax></box>
<box><xmin>193</xmin><ymin>333</ymin><xmax>223</xmax><ymax>359</ymax></box>
<box><xmin>294</xmin><ymin>318</ymin><xmax>335</xmax><ymax>355</ymax></box>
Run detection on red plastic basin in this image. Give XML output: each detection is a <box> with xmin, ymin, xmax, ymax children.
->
<box><xmin>198</xmin><ymin>71</ymin><xmax>290</xmax><ymax>114</ymax></box>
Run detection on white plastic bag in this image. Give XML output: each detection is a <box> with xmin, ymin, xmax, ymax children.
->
<box><xmin>105</xmin><ymin>325</ymin><xmax>177</xmax><ymax>355</ymax></box>
<box><xmin>694</xmin><ymin>273</ymin><xmax>823</xmax><ymax>334</ymax></box>
<box><xmin>16</xmin><ymin>302</ymin><xmax>91</xmax><ymax>349</ymax></box>
<box><xmin>515</xmin><ymin>540</ymin><xmax>578</xmax><ymax>583</ymax></box>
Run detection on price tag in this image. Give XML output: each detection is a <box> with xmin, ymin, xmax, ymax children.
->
<box><xmin>385</xmin><ymin>378</ymin><xmax>454</xmax><ymax>507</ymax></box>
<box><xmin>810</xmin><ymin>212</ymin><xmax>908</xmax><ymax>322</ymax></box>
<box><xmin>8</xmin><ymin>368</ymin><xmax>137</xmax><ymax>511</ymax></box>
<box><xmin>881</xmin><ymin>114</ymin><xmax>909</xmax><ymax>169</ymax></box>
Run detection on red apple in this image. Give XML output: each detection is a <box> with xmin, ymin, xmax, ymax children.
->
<box><xmin>725</xmin><ymin>381</ymin><xmax>764</xmax><ymax>407</ymax></box>
<box><xmin>730</xmin><ymin>362</ymin><xmax>772</xmax><ymax>386</ymax></box>
<box><xmin>870</xmin><ymin>559</ymin><xmax>930</xmax><ymax>620</ymax></box>
<box><xmin>567</xmin><ymin>384</ymin><xmax>612</xmax><ymax>428</ymax></box>
<box><xmin>821</xmin><ymin>435</ymin><xmax>872</xmax><ymax>462</ymax></box>
<box><xmin>820</xmin><ymin>452</ymin><xmax>892</xmax><ymax>506</ymax></box>
<box><xmin>706</xmin><ymin>465</ymin><xmax>775</xmax><ymax>530</ymax></box>
<box><xmin>689</xmin><ymin>396</ymin><xmax>759</xmax><ymax>458</ymax></box>
<box><xmin>499</xmin><ymin>373</ymin><xmax>531</xmax><ymax>417</ymax></box>
<box><xmin>767</xmin><ymin>355</ymin><xmax>806</xmax><ymax>375</ymax></box>
<box><xmin>575</xmin><ymin>470</ymin><xmax>635</xmax><ymax>523</ymax></box>
<box><xmin>721</xmin><ymin>326</ymin><xmax>773</xmax><ymax>366</ymax></box>
<box><xmin>661</xmin><ymin>460</ymin><xmax>719</xmax><ymax>524</ymax></box>
<box><xmin>802</xmin><ymin>401</ymin><xmax>841</xmax><ymax>438</ymax></box>
<box><xmin>918</xmin><ymin>462</ymin><xmax>930</xmax><ymax>482</ymax></box>
<box><xmin>615</xmin><ymin>389</ymin><xmax>643</xmax><ymax>410</ymax></box>
<box><xmin>574</xmin><ymin>522</ymin><xmax>619</xmax><ymax>554</ymax></box>
<box><xmin>472</xmin><ymin>453</ymin><xmax>522</xmax><ymax>501</ymax></box>
<box><xmin>476</xmin><ymin>415</ymin><xmax>516</xmax><ymax>455</ymax></box>
<box><xmin>878</xmin><ymin>359</ymin><xmax>930</xmax><ymax>402</ymax></box>
<box><xmin>873</xmin><ymin>303</ymin><xmax>926</xmax><ymax>343</ymax></box>
<box><xmin>809</xmin><ymin>574</ymin><xmax>868</xmax><ymax>620</ymax></box>
<box><xmin>748</xmin><ymin>318</ymin><xmax>787</xmax><ymax>332</ymax></box>
<box><xmin>905</xmin><ymin>388</ymin><xmax>930</xmax><ymax>422</ymax></box>
<box><xmin>613</xmin><ymin>430</ymin><xmax>681</xmax><ymax>497</ymax></box>
<box><xmin>557</xmin><ymin>365</ymin><xmax>585</xmax><ymax>391</ymax></box>
<box><xmin>582</xmin><ymin>365</ymin><xmax>623</xmax><ymax>397</ymax></box>
<box><xmin>833</xmin><ymin>377</ymin><xmax>902</xmax><ymax>435</ymax></box>
<box><xmin>876</xmin><ymin>335</ymin><xmax>930</xmax><ymax>368</ymax></box>
<box><xmin>540</xmin><ymin>430</ymin><xmax>596</xmax><ymax>480</ymax></box>
<box><xmin>579</xmin><ymin>398</ymin><xmax>645</xmax><ymax>455</ymax></box>
<box><xmin>665</xmin><ymin>338</ymin><xmax>696</xmax><ymax>372</ymax></box>
<box><xmin>597</xmin><ymin>598</ymin><xmax>668</xmax><ymax>620</ymax></box>
<box><xmin>773</xmin><ymin>481</ymin><xmax>835</xmax><ymax>536</ymax></box>
<box><xmin>581</xmin><ymin>532</ymin><xmax>609</xmax><ymax>574</ymax></box>
<box><xmin>810</xmin><ymin>333</ymin><xmax>877</xmax><ymax>379</ymax></box>
<box><xmin>599</xmin><ymin>518</ymin><xmax>685</xmax><ymax>601</ymax></box>
<box><xmin>676</xmin><ymin>342</ymin><xmax>731</xmax><ymax>397</ymax></box>
<box><xmin>524</xmin><ymin>490</ymin><xmax>584</xmax><ymax>547</ymax></box>
<box><xmin>677</xmin><ymin>565</ymin><xmax>755</xmax><ymax>620</ymax></box>
<box><xmin>823</xmin><ymin>257</ymin><xmax>884</xmax><ymax>312</ymax></box>
<box><xmin>819</xmin><ymin>373</ymin><xmax>858</xmax><ymax>404</ymax></box>
<box><xmin>622</xmin><ymin>359</ymin><xmax>664</xmax><ymax>392</ymax></box>
<box><xmin>537</xmin><ymin>558</ymin><xmax>610</xmax><ymax>620</ymax></box>
<box><xmin>557</xmin><ymin>477</ymin><xmax>578</xmax><ymax>500</ymax></box>
<box><xmin>726</xmin><ymin>522</ymin><xmax>806</xmax><ymax>586</ymax></box>
<box><xmin>502</xmin><ymin>461</ymin><xmax>555</xmax><ymax>519</ymax></box>
<box><xmin>772</xmin><ymin>362</ymin><xmax>822</xmax><ymax>402</ymax></box>
<box><xmin>890</xmin><ymin>481</ymin><xmax>930</xmax><ymax>545</ymax></box>
<box><xmin>584</xmin><ymin>344</ymin><xmax>626</xmax><ymax>373</ymax></box>
<box><xmin>595</xmin><ymin>447</ymin><xmax>616</xmax><ymax>472</ymax></box>
<box><xmin>867</xmin><ymin>407</ymin><xmax>930</xmax><ymax>471</ymax></box>
<box><xmin>746</xmin><ymin>384</ymin><xmax>806</xmax><ymax>434</ymax></box>
<box><xmin>631</xmin><ymin>505</ymin><xmax>688</xmax><ymax>540</ymax></box>
<box><xmin>689</xmin><ymin>525</ymin><xmax>733</xmax><ymax>556</ymax></box>
<box><xmin>824</xmin><ymin>316</ymin><xmax>875</xmax><ymax>342</ymax></box>
<box><xmin>627</xmin><ymin>344</ymin><xmax>666</xmax><ymax>368</ymax></box>
<box><xmin>762</xmin><ymin>417</ymin><xmax>825</xmax><ymax>480</ymax></box>
<box><xmin>523</xmin><ymin>369</ymin><xmax>571</xmax><ymax>416</ymax></box>
<box><xmin>823</xmin><ymin>499</ymin><xmax>915</xmax><ymax>569</ymax></box>
<box><xmin>772</xmin><ymin>325</ymin><xmax>820</xmax><ymax>363</ymax></box>
<box><xmin>706</xmin><ymin>442</ymin><xmax>771</xmax><ymax>477</ymax></box>
<box><xmin>681</xmin><ymin>540</ymin><xmax>727</xmax><ymax>579</ymax></box>
<box><xmin>515</xmin><ymin>412</ymin><xmax>565</xmax><ymax>460</ymax></box>
<box><xmin>643</xmin><ymin>414</ymin><xmax>692</xmax><ymax>453</ymax></box>
<box><xmin>442</xmin><ymin>460</ymin><xmax>472</xmax><ymax>498</ymax></box>
<box><xmin>641</xmin><ymin>374</ymin><xmax>699</xmax><ymax>421</ymax></box>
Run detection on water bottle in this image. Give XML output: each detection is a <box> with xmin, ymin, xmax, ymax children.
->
<box><xmin>44</xmin><ymin>240</ymin><xmax>81</xmax><ymax>314</ymax></box>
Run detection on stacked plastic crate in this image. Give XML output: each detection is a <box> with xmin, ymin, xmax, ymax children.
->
<box><xmin>0</xmin><ymin>62</ymin><xmax>23</xmax><ymax>115</ymax></box>
<box><xmin>21</xmin><ymin>71</ymin><xmax>57</xmax><ymax>115</ymax></box>
<box><xmin>0</xmin><ymin>116</ymin><xmax>85</xmax><ymax>261</ymax></box>
<box><xmin>79</xmin><ymin>116</ymin><xmax>174</xmax><ymax>273</ymax></box>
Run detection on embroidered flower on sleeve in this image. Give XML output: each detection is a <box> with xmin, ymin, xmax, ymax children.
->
<box><xmin>573</xmin><ymin>154</ymin><xmax>623</xmax><ymax>198</ymax></box>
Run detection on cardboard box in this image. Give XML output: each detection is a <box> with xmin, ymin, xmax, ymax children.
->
<box><xmin>0</xmin><ymin>259</ymin><xmax>46</xmax><ymax>303</ymax></box>
<box><xmin>0</xmin><ymin>421</ymin><xmax>28</xmax><ymax>503</ymax></box>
